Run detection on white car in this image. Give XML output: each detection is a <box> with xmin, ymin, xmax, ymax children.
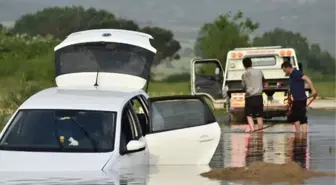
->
<box><xmin>0</xmin><ymin>29</ymin><xmax>221</xmax><ymax>171</ymax></box>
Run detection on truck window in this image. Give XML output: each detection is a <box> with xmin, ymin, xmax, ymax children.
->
<box><xmin>250</xmin><ymin>56</ymin><xmax>276</xmax><ymax>67</ymax></box>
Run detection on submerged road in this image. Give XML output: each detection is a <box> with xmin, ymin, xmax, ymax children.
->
<box><xmin>210</xmin><ymin>110</ymin><xmax>336</xmax><ymax>185</ymax></box>
<box><xmin>0</xmin><ymin>110</ymin><xmax>334</xmax><ymax>185</ymax></box>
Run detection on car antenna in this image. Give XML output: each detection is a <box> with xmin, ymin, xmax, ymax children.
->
<box><xmin>94</xmin><ymin>67</ymin><xmax>99</xmax><ymax>87</ymax></box>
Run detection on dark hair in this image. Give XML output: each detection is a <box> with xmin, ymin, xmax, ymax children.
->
<box><xmin>242</xmin><ymin>57</ymin><xmax>252</xmax><ymax>68</ymax></box>
<box><xmin>281</xmin><ymin>61</ymin><xmax>292</xmax><ymax>68</ymax></box>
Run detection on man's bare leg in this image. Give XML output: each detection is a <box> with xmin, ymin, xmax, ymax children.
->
<box><xmin>257</xmin><ymin>117</ymin><xmax>263</xmax><ymax>131</ymax></box>
<box><xmin>301</xmin><ymin>123</ymin><xmax>308</xmax><ymax>133</ymax></box>
<box><xmin>294</xmin><ymin>121</ymin><xmax>300</xmax><ymax>133</ymax></box>
<box><xmin>247</xmin><ymin>116</ymin><xmax>254</xmax><ymax>132</ymax></box>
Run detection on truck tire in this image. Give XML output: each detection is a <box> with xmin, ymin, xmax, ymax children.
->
<box><xmin>229</xmin><ymin>111</ymin><xmax>246</xmax><ymax>123</ymax></box>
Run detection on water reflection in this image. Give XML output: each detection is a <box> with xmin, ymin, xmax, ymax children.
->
<box><xmin>211</xmin><ymin>124</ymin><xmax>310</xmax><ymax>170</ymax></box>
<box><xmin>0</xmin><ymin>165</ymin><xmax>221</xmax><ymax>185</ymax></box>
<box><xmin>287</xmin><ymin>132</ymin><xmax>309</xmax><ymax>169</ymax></box>
<box><xmin>0</xmin><ymin>114</ymin><xmax>335</xmax><ymax>185</ymax></box>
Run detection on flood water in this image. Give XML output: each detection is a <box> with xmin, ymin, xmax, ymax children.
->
<box><xmin>0</xmin><ymin>110</ymin><xmax>335</xmax><ymax>185</ymax></box>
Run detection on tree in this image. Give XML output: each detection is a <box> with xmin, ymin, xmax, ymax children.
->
<box><xmin>12</xmin><ymin>6</ymin><xmax>181</xmax><ymax>65</ymax></box>
<box><xmin>194</xmin><ymin>11</ymin><xmax>259</xmax><ymax>66</ymax></box>
<box><xmin>12</xmin><ymin>6</ymin><xmax>135</xmax><ymax>39</ymax></box>
<box><xmin>253</xmin><ymin>28</ymin><xmax>335</xmax><ymax>74</ymax></box>
<box><xmin>140</xmin><ymin>27</ymin><xmax>181</xmax><ymax>65</ymax></box>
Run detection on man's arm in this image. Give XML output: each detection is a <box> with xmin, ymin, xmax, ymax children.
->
<box><xmin>241</xmin><ymin>73</ymin><xmax>246</xmax><ymax>90</ymax></box>
<box><xmin>301</xmin><ymin>75</ymin><xmax>317</xmax><ymax>96</ymax></box>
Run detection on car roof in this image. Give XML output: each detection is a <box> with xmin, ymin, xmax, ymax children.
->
<box><xmin>19</xmin><ymin>87</ymin><xmax>148</xmax><ymax>112</ymax></box>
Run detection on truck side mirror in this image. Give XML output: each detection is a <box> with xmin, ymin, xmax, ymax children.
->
<box><xmin>215</xmin><ymin>67</ymin><xmax>220</xmax><ymax>75</ymax></box>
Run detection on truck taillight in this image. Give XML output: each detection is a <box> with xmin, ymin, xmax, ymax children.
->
<box><xmin>264</xmin><ymin>82</ymin><xmax>268</xmax><ymax>88</ymax></box>
<box><xmin>277</xmin><ymin>82</ymin><xmax>282</xmax><ymax>88</ymax></box>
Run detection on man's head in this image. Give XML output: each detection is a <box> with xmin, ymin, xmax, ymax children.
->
<box><xmin>281</xmin><ymin>61</ymin><xmax>293</xmax><ymax>75</ymax></box>
<box><xmin>242</xmin><ymin>57</ymin><xmax>252</xmax><ymax>69</ymax></box>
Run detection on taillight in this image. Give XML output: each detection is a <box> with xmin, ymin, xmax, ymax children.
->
<box><xmin>277</xmin><ymin>82</ymin><xmax>282</xmax><ymax>88</ymax></box>
<box><xmin>264</xmin><ymin>82</ymin><xmax>268</xmax><ymax>88</ymax></box>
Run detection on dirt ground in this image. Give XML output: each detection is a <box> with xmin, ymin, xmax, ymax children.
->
<box><xmin>201</xmin><ymin>161</ymin><xmax>336</xmax><ymax>185</ymax></box>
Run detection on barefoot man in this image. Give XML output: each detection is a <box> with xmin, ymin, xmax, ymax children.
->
<box><xmin>241</xmin><ymin>57</ymin><xmax>265</xmax><ymax>132</ymax></box>
<box><xmin>281</xmin><ymin>61</ymin><xmax>317</xmax><ymax>133</ymax></box>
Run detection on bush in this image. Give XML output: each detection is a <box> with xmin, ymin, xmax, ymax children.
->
<box><xmin>0</xmin><ymin>30</ymin><xmax>57</xmax><ymax>114</ymax></box>
<box><xmin>0</xmin><ymin>78</ymin><xmax>49</xmax><ymax>115</ymax></box>
<box><xmin>0</xmin><ymin>114</ymin><xmax>10</xmax><ymax>131</ymax></box>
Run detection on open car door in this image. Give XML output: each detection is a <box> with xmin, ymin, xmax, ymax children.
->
<box><xmin>190</xmin><ymin>59</ymin><xmax>226</xmax><ymax>104</ymax></box>
<box><xmin>145</xmin><ymin>95</ymin><xmax>221</xmax><ymax>165</ymax></box>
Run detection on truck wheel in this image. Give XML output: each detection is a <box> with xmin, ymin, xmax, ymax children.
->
<box><xmin>229</xmin><ymin>112</ymin><xmax>235</xmax><ymax>122</ymax></box>
<box><xmin>229</xmin><ymin>111</ymin><xmax>246</xmax><ymax>123</ymax></box>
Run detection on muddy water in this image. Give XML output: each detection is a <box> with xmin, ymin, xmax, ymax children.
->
<box><xmin>210</xmin><ymin>110</ymin><xmax>336</xmax><ymax>184</ymax></box>
<box><xmin>0</xmin><ymin>110</ymin><xmax>335</xmax><ymax>185</ymax></box>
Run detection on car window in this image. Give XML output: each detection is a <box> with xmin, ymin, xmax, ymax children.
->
<box><xmin>149</xmin><ymin>97</ymin><xmax>216</xmax><ymax>133</ymax></box>
<box><xmin>0</xmin><ymin>109</ymin><xmax>116</xmax><ymax>152</ymax></box>
<box><xmin>120</xmin><ymin>105</ymin><xmax>144</xmax><ymax>154</ymax></box>
<box><xmin>130</xmin><ymin>96</ymin><xmax>149</xmax><ymax>135</ymax></box>
<box><xmin>127</xmin><ymin>103</ymin><xmax>143</xmax><ymax>139</ymax></box>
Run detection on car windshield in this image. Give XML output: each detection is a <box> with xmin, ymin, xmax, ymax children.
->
<box><xmin>0</xmin><ymin>109</ymin><xmax>116</xmax><ymax>153</ymax></box>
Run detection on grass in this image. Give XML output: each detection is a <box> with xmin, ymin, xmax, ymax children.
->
<box><xmin>0</xmin><ymin>114</ymin><xmax>9</xmax><ymax>131</ymax></box>
<box><xmin>0</xmin><ymin>78</ymin><xmax>332</xmax><ymax>129</ymax></box>
<box><xmin>147</xmin><ymin>81</ymin><xmax>190</xmax><ymax>96</ymax></box>
<box><xmin>314</xmin><ymin>81</ymin><xmax>335</xmax><ymax>98</ymax></box>
<box><xmin>148</xmin><ymin>80</ymin><xmax>335</xmax><ymax>98</ymax></box>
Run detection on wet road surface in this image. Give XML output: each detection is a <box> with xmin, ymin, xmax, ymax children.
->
<box><xmin>0</xmin><ymin>110</ymin><xmax>335</xmax><ymax>185</ymax></box>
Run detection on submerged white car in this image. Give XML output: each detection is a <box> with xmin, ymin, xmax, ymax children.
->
<box><xmin>0</xmin><ymin>29</ymin><xmax>221</xmax><ymax>171</ymax></box>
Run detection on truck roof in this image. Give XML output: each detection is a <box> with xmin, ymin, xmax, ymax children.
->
<box><xmin>233</xmin><ymin>46</ymin><xmax>283</xmax><ymax>50</ymax></box>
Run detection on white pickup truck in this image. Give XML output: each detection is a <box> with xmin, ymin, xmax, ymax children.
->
<box><xmin>191</xmin><ymin>46</ymin><xmax>311</xmax><ymax>122</ymax></box>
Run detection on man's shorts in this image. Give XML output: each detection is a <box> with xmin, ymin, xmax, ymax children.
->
<box><xmin>245</xmin><ymin>95</ymin><xmax>263</xmax><ymax>118</ymax></box>
<box><xmin>288</xmin><ymin>99</ymin><xmax>308</xmax><ymax>124</ymax></box>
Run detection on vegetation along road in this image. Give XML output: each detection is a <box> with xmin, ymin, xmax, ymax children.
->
<box><xmin>0</xmin><ymin>6</ymin><xmax>334</xmax><ymax>128</ymax></box>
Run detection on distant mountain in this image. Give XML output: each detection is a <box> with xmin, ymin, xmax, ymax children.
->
<box><xmin>0</xmin><ymin>0</ymin><xmax>334</xmax><ymax>55</ymax></box>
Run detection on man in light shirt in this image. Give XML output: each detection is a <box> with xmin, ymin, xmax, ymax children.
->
<box><xmin>241</xmin><ymin>57</ymin><xmax>266</xmax><ymax>132</ymax></box>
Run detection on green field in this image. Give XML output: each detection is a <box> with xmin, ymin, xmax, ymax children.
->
<box><xmin>148</xmin><ymin>81</ymin><xmax>335</xmax><ymax>98</ymax></box>
<box><xmin>314</xmin><ymin>81</ymin><xmax>336</xmax><ymax>98</ymax></box>
<box><xmin>0</xmin><ymin>79</ymin><xmax>333</xmax><ymax>129</ymax></box>
<box><xmin>148</xmin><ymin>81</ymin><xmax>190</xmax><ymax>96</ymax></box>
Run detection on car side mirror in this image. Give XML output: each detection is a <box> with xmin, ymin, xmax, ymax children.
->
<box><xmin>126</xmin><ymin>140</ymin><xmax>146</xmax><ymax>153</ymax></box>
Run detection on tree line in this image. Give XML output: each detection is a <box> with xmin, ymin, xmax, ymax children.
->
<box><xmin>0</xmin><ymin>6</ymin><xmax>334</xmax><ymax>115</ymax></box>
<box><xmin>1</xmin><ymin>7</ymin><xmax>334</xmax><ymax>75</ymax></box>
<box><xmin>6</xmin><ymin>6</ymin><xmax>181</xmax><ymax>66</ymax></box>
<box><xmin>195</xmin><ymin>11</ymin><xmax>335</xmax><ymax>75</ymax></box>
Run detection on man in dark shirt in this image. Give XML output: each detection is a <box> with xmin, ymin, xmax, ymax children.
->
<box><xmin>281</xmin><ymin>61</ymin><xmax>317</xmax><ymax>133</ymax></box>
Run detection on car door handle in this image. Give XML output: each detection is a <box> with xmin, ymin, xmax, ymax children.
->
<box><xmin>199</xmin><ymin>135</ymin><xmax>213</xmax><ymax>142</ymax></box>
